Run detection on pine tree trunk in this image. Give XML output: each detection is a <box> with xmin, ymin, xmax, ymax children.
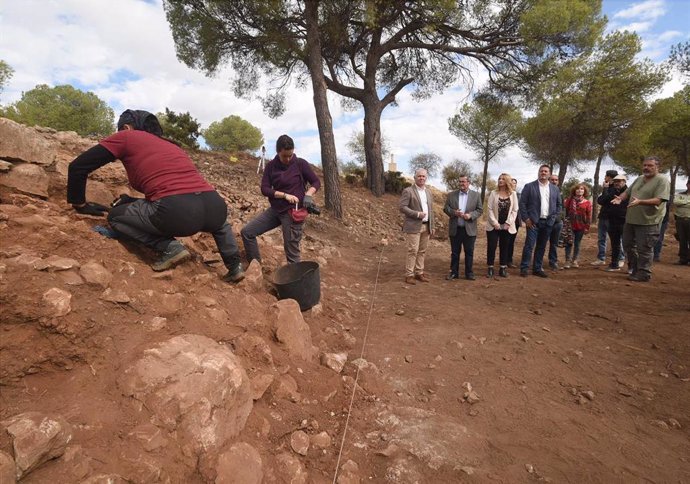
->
<box><xmin>481</xmin><ymin>148</ymin><xmax>490</xmax><ymax>204</ymax></box>
<box><xmin>591</xmin><ymin>144</ymin><xmax>605</xmax><ymax>221</ymax></box>
<box><xmin>363</xmin><ymin>101</ymin><xmax>385</xmax><ymax>196</ymax></box>
<box><xmin>304</xmin><ymin>0</ymin><xmax>343</xmax><ymax>218</ymax></box>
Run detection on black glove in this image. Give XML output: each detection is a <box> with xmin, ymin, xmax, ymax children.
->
<box><xmin>73</xmin><ymin>202</ymin><xmax>109</xmax><ymax>216</ymax></box>
<box><xmin>303</xmin><ymin>195</ymin><xmax>315</xmax><ymax>209</ymax></box>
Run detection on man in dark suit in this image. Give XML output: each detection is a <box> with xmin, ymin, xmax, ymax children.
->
<box><xmin>518</xmin><ymin>165</ymin><xmax>563</xmax><ymax>277</ymax></box>
<box><xmin>443</xmin><ymin>175</ymin><xmax>483</xmax><ymax>280</ymax></box>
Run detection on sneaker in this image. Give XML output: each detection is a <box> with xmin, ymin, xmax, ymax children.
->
<box><xmin>549</xmin><ymin>263</ymin><xmax>560</xmax><ymax>272</ymax></box>
<box><xmin>627</xmin><ymin>268</ymin><xmax>634</xmax><ymax>275</ymax></box>
<box><xmin>151</xmin><ymin>242</ymin><xmax>191</xmax><ymax>272</ymax></box>
<box><xmin>628</xmin><ymin>273</ymin><xmax>650</xmax><ymax>282</ymax></box>
<box><xmin>563</xmin><ymin>260</ymin><xmax>571</xmax><ymax>269</ymax></box>
<box><xmin>618</xmin><ymin>260</ymin><xmax>625</xmax><ymax>268</ymax></box>
<box><xmin>571</xmin><ymin>260</ymin><xmax>579</xmax><ymax>268</ymax></box>
<box><xmin>590</xmin><ymin>259</ymin><xmax>606</xmax><ymax>266</ymax></box>
<box><xmin>605</xmin><ymin>266</ymin><xmax>620</xmax><ymax>272</ymax></box>
<box><xmin>222</xmin><ymin>265</ymin><xmax>245</xmax><ymax>283</ymax></box>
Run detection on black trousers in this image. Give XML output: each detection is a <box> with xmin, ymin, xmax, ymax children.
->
<box><xmin>487</xmin><ymin>229</ymin><xmax>511</xmax><ymax>266</ymax></box>
<box><xmin>676</xmin><ymin>216</ymin><xmax>690</xmax><ymax>263</ymax></box>
<box><xmin>507</xmin><ymin>227</ymin><xmax>519</xmax><ymax>264</ymax></box>
<box><xmin>108</xmin><ymin>191</ymin><xmax>241</xmax><ymax>269</ymax></box>
<box><xmin>449</xmin><ymin>226</ymin><xmax>476</xmax><ymax>276</ymax></box>
<box><xmin>607</xmin><ymin>220</ymin><xmax>625</xmax><ymax>268</ymax></box>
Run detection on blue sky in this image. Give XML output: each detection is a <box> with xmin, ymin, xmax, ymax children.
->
<box><xmin>0</xmin><ymin>0</ymin><xmax>688</xmax><ymax>188</ymax></box>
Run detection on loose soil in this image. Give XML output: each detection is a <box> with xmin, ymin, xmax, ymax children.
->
<box><xmin>1</xmin><ymin>150</ymin><xmax>688</xmax><ymax>483</ymax></box>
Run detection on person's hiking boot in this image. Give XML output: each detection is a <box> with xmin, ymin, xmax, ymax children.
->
<box><xmin>487</xmin><ymin>267</ymin><xmax>494</xmax><ymax>278</ymax></box>
<box><xmin>222</xmin><ymin>264</ymin><xmax>245</xmax><ymax>283</ymax></box>
<box><xmin>628</xmin><ymin>273</ymin><xmax>650</xmax><ymax>282</ymax></box>
<box><xmin>498</xmin><ymin>266</ymin><xmax>508</xmax><ymax>278</ymax></box>
<box><xmin>415</xmin><ymin>273</ymin><xmax>430</xmax><ymax>283</ymax></box>
<box><xmin>151</xmin><ymin>241</ymin><xmax>191</xmax><ymax>272</ymax></box>
<box><xmin>405</xmin><ymin>276</ymin><xmax>416</xmax><ymax>285</ymax></box>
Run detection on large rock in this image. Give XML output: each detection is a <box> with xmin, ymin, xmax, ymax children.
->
<box><xmin>85</xmin><ymin>180</ymin><xmax>115</xmax><ymax>208</ymax></box>
<box><xmin>275</xmin><ymin>452</ymin><xmax>307</xmax><ymax>484</ymax></box>
<box><xmin>242</xmin><ymin>260</ymin><xmax>264</xmax><ymax>292</ymax></box>
<box><xmin>0</xmin><ymin>118</ymin><xmax>58</xmax><ymax>165</ymax></box>
<box><xmin>273</xmin><ymin>299</ymin><xmax>316</xmax><ymax>361</ymax></box>
<box><xmin>79</xmin><ymin>262</ymin><xmax>112</xmax><ymax>288</ymax></box>
<box><xmin>215</xmin><ymin>442</ymin><xmax>263</xmax><ymax>484</ymax></box>
<box><xmin>42</xmin><ymin>287</ymin><xmax>72</xmax><ymax>317</ymax></box>
<box><xmin>0</xmin><ymin>412</ymin><xmax>72</xmax><ymax>479</ymax></box>
<box><xmin>118</xmin><ymin>335</ymin><xmax>253</xmax><ymax>461</ymax></box>
<box><xmin>0</xmin><ymin>451</ymin><xmax>15</xmax><ymax>484</ymax></box>
<box><xmin>0</xmin><ymin>163</ymin><xmax>50</xmax><ymax>198</ymax></box>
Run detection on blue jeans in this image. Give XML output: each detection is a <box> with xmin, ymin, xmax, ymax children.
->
<box><xmin>597</xmin><ymin>217</ymin><xmax>624</xmax><ymax>261</ymax></box>
<box><xmin>565</xmin><ymin>230</ymin><xmax>585</xmax><ymax>261</ymax></box>
<box><xmin>548</xmin><ymin>219</ymin><xmax>563</xmax><ymax>266</ymax></box>
<box><xmin>520</xmin><ymin>219</ymin><xmax>552</xmax><ymax>273</ymax></box>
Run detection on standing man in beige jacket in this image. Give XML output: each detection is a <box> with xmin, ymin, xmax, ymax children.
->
<box><xmin>399</xmin><ymin>169</ymin><xmax>435</xmax><ymax>284</ymax></box>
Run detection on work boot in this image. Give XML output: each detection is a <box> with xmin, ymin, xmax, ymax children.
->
<box><xmin>222</xmin><ymin>264</ymin><xmax>246</xmax><ymax>283</ymax></box>
<box><xmin>151</xmin><ymin>241</ymin><xmax>191</xmax><ymax>272</ymax></box>
<box><xmin>487</xmin><ymin>267</ymin><xmax>494</xmax><ymax>278</ymax></box>
<box><xmin>499</xmin><ymin>266</ymin><xmax>508</xmax><ymax>278</ymax></box>
<box><xmin>405</xmin><ymin>276</ymin><xmax>416</xmax><ymax>285</ymax></box>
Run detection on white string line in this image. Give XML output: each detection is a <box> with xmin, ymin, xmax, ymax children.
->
<box><xmin>332</xmin><ymin>243</ymin><xmax>386</xmax><ymax>483</ymax></box>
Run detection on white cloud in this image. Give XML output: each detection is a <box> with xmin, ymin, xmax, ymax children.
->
<box><xmin>613</xmin><ymin>0</ymin><xmax>666</xmax><ymax>20</ymax></box>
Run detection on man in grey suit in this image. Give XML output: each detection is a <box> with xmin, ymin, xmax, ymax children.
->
<box><xmin>443</xmin><ymin>175</ymin><xmax>483</xmax><ymax>280</ymax></box>
<box><xmin>399</xmin><ymin>168</ymin><xmax>435</xmax><ymax>284</ymax></box>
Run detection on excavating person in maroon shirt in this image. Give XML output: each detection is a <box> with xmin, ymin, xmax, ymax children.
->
<box><xmin>66</xmin><ymin>109</ymin><xmax>245</xmax><ymax>283</ymax></box>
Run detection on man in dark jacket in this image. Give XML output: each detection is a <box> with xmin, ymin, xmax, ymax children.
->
<box><xmin>592</xmin><ymin>169</ymin><xmax>624</xmax><ymax>266</ymax></box>
<box><xmin>597</xmin><ymin>174</ymin><xmax>628</xmax><ymax>272</ymax></box>
<box><xmin>518</xmin><ymin>165</ymin><xmax>562</xmax><ymax>278</ymax></box>
<box><xmin>67</xmin><ymin>109</ymin><xmax>245</xmax><ymax>282</ymax></box>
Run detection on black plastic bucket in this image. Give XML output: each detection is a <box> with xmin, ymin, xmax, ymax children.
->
<box><xmin>272</xmin><ymin>261</ymin><xmax>321</xmax><ymax>311</ymax></box>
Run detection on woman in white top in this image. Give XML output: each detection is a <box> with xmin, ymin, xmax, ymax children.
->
<box><xmin>486</xmin><ymin>173</ymin><xmax>519</xmax><ymax>278</ymax></box>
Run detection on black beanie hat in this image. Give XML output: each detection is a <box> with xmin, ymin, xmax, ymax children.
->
<box><xmin>605</xmin><ymin>169</ymin><xmax>618</xmax><ymax>178</ymax></box>
<box><xmin>117</xmin><ymin>109</ymin><xmax>163</xmax><ymax>137</ymax></box>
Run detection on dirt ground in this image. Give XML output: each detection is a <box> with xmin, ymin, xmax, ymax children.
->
<box><xmin>1</xmin><ymin>148</ymin><xmax>689</xmax><ymax>483</ymax></box>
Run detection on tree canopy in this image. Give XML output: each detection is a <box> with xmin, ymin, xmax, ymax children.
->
<box><xmin>449</xmin><ymin>92</ymin><xmax>522</xmax><ymax>202</ymax></box>
<box><xmin>0</xmin><ymin>60</ymin><xmax>13</xmax><ymax>99</ymax></box>
<box><xmin>1</xmin><ymin>84</ymin><xmax>114</xmax><ymax>137</ymax></box>
<box><xmin>442</xmin><ymin>159</ymin><xmax>474</xmax><ymax>191</ymax></box>
<box><xmin>408</xmin><ymin>152</ymin><xmax>442</xmax><ymax>178</ymax></box>
<box><xmin>164</xmin><ymin>0</ymin><xmax>605</xmax><ymax>198</ymax></box>
<box><xmin>203</xmin><ymin>115</ymin><xmax>264</xmax><ymax>152</ymax></box>
<box><xmin>158</xmin><ymin>108</ymin><xmax>201</xmax><ymax>150</ymax></box>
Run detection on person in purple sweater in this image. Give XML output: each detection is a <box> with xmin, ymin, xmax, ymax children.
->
<box><xmin>241</xmin><ymin>135</ymin><xmax>321</xmax><ymax>264</ymax></box>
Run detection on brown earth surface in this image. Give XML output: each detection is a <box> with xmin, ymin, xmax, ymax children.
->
<box><xmin>1</xmin><ymin>128</ymin><xmax>689</xmax><ymax>483</ymax></box>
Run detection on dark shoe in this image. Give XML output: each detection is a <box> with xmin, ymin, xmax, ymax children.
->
<box><xmin>628</xmin><ymin>273</ymin><xmax>650</xmax><ymax>282</ymax></box>
<box><xmin>446</xmin><ymin>273</ymin><xmax>459</xmax><ymax>280</ymax></box>
<box><xmin>415</xmin><ymin>273</ymin><xmax>430</xmax><ymax>282</ymax></box>
<box><xmin>549</xmin><ymin>263</ymin><xmax>559</xmax><ymax>272</ymax></box>
<box><xmin>653</xmin><ymin>256</ymin><xmax>660</xmax><ymax>263</ymax></box>
<box><xmin>520</xmin><ymin>270</ymin><xmax>528</xmax><ymax>277</ymax></box>
<box><xmin>499</xmin><ymin>266</ymin><xmax>508</xmax><ymax>278</ymax></box>
<box><xmin>465</xmin><ymin>273</ymin><xmax>476</xmax><ymax>281</ymax></box>
<box><xmin>507</xmin><ymin>263</ymin><xmax>517</xmax><ymax>269</ymax></box>
<box><xmin>676</xmin><ymin>260</ymin><xmax>689</xmax><ymax>265</ymax></box>
<box><xmin>405</xmin><ymin>276</ymin><xmax>417</xmax><ymax>285</ymax></box>
<box><xmin>487</xmin><ymin>267</ymin><xmax>494</xmax><ymax>278</ymax></box>
<box><xmin>151</xmin><ymin>241</ymin><xmax>191</xmax><ymax>272</ymax></box>
<box><xmin>533</xmin><ymin>270</ymin><xmax>548</xmax><ymax>278</ymax></box>
<box><xmin>222</xmin><ymin>265</ymin><xmax>245</xmax><ymax>283</ymax></box>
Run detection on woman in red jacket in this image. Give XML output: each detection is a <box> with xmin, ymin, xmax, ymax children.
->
<box><xmin>563</xmin><ymin>184</ymin><xmax>592</xmax><ymax>268</ymax></box>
